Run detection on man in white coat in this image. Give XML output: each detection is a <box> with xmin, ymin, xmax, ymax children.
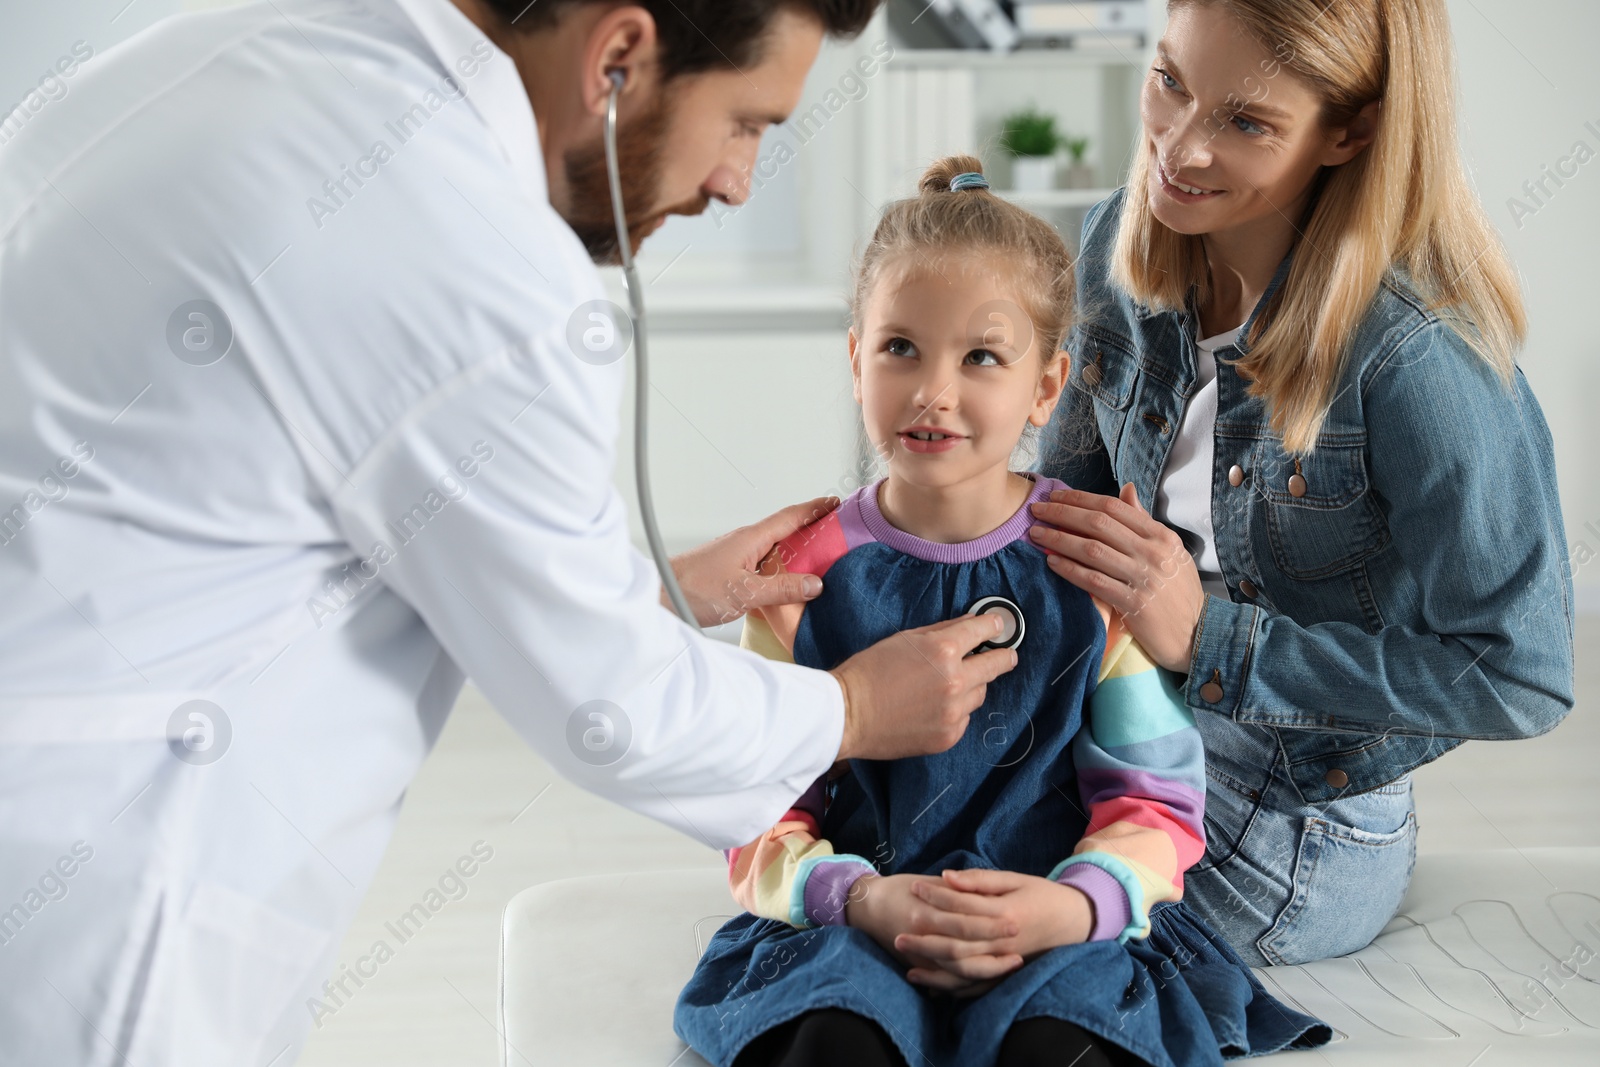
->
<box><xmin>0</xmin><ymin>0</ymin><xmax>1020</xmax><ymax>1063</ymax></box>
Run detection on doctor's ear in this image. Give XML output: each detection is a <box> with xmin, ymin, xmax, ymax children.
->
<box><xmin>581</xmin><ymin>6</ymin><xmax>659</xmax><ymax>116</ymax></box>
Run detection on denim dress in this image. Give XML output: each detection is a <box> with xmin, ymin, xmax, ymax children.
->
<box><xmin>675</xmin><ymin>495</ymin><xmax>1331</xmax><ymax>1066</ymax></box>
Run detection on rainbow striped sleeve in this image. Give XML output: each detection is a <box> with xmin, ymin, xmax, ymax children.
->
<box><xmin>1050</xmin><ymin>618</ymin><xmax>1207</xmax><ymax>944</ymax></box>
<box><xmin>723</xmin><ymin>771</ymin><xmax>875</xmax><ymax>928</ymax></box>
<box><xmin>723</xmin><ymin>509</ymin><xmax>876</xmax><ymax>928</ymax></box>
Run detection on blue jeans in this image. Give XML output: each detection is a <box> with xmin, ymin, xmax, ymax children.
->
<box><xmin>1180</xmin><ymin>714</ymin><xmax>1419</xmax><ymax>967</ymax></box>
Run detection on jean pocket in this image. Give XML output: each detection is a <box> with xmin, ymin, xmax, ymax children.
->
<box><xmin>1257</xmin><ymin>808</ymin><xmax>1417</xmax><ymax>966</ymax></box>
<box><xmin>1193</xmin><ymin>766</ymin><xmax>1266</xmax><ymax>872</ymax></box>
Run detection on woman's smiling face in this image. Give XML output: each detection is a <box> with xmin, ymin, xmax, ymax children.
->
<box><xmin>849</xmin><ymin>254</ymin><xmax>1063</xmax><ymax>492</ymax></box>
<box><xmin>1142</xmin><ymin>3</ymin><xmax>1360</xmax><ymax>237</ymax></box>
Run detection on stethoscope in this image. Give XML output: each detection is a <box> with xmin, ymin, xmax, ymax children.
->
<box><xmin>604</xmin><ymin>69</ymin><xmax>700</xmax><ymax>631</ymax></box>
<box><xmin>967</xmin><ymin>595</ymin><xmax>1025</xmax><ymax>653</ymax></box>
<box><xmin>605</xmin><ymin>72</ymin><xmax>1029</xmax><ymax>655</ymax></box>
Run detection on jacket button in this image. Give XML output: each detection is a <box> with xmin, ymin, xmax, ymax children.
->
<box><xmin>1239</xmin><ymin>579</ymin><xmax>1258</xmax><ymax>599</ymax></box>
<box><xmin>1288</xmin><ymin>473</ymin><xmax>1307</xmax><ymax>498</ymax></box>
<box><xmin>1199</xmin><ymin>679</ymin><xmax>1224</xmax><ymax>703</ymax></box>
<box><xmin>1325</xmin><ymin>768</ymin><xmax>1349</xmax><ymax>788</ymax></box>
<box><xmin>1083</xmin><ymin>348</ymin><xmax>1105</xmax><ymax>388</ymax></box>
<box><xmin>1228</xmin><ymin>464</ymin><xmax>1244</xmax><ymax>487</ymax></box>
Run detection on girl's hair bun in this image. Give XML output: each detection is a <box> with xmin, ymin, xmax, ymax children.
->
<box><xmin>918</xmin><ymin>154</ymin><xmax>988</xmax><ymax>195</ymax></box>
<box><xmin>851</xmin><ymin>153</ymin><xmax>1076</xmax><ymax>375</ymax></box>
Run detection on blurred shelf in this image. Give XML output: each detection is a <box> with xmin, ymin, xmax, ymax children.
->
<box><xmin>601</xmin><ymin>271</ymin><xmax>849</xmax><ymax>333</ymax></box>
<box><xmin>997</xmin><ymin>187</ymin><xmax>1117</xmax><ymax>208</ymax></box>
<box><xmin>886</xmin><ymin>47</ymin><xmax>1144</xmax><ymax>70</ymax></box>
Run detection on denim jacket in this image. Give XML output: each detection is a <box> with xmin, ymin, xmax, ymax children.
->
<box><xmin>1038</xmin><ymin>188</ymin><xmax>1575</xmax><ymax>804</ymax></box>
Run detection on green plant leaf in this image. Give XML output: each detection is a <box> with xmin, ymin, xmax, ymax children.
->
<box><xmin>998</xmin><ymin>106</ymin><xmax>1060</xmax><ymax>158</ymax></box>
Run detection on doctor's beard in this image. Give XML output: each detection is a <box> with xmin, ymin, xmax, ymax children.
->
<box><xmin>562</xmin><ymin>88</ymin><xmax>709</xmax><ymax>264</ymax></box>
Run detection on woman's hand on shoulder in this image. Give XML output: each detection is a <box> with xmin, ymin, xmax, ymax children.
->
<box><xmin>1028</xmin><ymin>482</ymin><xmax>1204</xmax><ymax>673</ymax></box>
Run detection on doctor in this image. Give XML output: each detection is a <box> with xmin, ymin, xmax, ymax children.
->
<box><xmin>0</xmin><ymin>0</ymin><xmax>1019</xmax><ymax>1063</ymax></box>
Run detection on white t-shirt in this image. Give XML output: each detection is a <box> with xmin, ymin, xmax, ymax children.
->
<box><xmin>1154</xmin><ymin>323</ymin><xmax>1243</xmax><ymax>599</ymax></box>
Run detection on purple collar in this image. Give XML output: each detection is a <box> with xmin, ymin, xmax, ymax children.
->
<box><xmin>852</xmin><ymin>473</ymin><xmax>1065</xmax><ymax>564</ymax></box>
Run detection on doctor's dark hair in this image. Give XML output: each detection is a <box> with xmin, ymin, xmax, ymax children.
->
<box><xmin>480</xmin><ymin>1</ymin><xmax>882</xmax><ymax>79</ymax></box>
<box><xmin>850</xmin><ymin>155</ymin><xmax>1076</xmax><ymax>374</ymax></box>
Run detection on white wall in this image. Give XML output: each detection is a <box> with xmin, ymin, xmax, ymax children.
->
<box><xmin>0</xmin><ymin>0</ymin><xmax>182</xmax><ymax>106</ymax></box>
<box><xmin>612</xmin><ymin>328</ymin><xmax>861</xmax><ymax>553</ymax></box>
<box><xmin>1448</xmin><ymin>0</ymin><xmax>1600</xmax><ymax>612</ymax></box>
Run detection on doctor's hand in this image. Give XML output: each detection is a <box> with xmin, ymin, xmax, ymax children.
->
<box><xmin>1028</xmin><ymin>483</ymin><xmax>1205</xmax><ymax>674</ymax></box>
<box><xmin>665</xmin><ymin>495</ymin><xmax>842</xmax><ymax>628</ymax></box>
<box><xmin>830</xmin><ymin>614</ymin><xmax>1017</xmax><ymax>762</ymax></box>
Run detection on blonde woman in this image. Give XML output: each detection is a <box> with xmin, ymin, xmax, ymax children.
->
<box><xmin>1026</xmin><ymin>0</ymin><xmax>1574</xmax><ymax>967</ymax></box>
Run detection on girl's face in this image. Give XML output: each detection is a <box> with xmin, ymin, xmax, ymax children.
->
<box><xmin>1141</xmin><ymin>3</ymin><xmax>1373</xmax><ymax>237</ymax></box>
<box><xmin>849</xmin><ymin>255</ymin><xmax>1065</xmax><ymax>492</ymax></box>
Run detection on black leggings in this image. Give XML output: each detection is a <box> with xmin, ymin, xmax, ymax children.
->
<box><xmin>732</xmin><ymin>1007</ymin><xmax>1151</xmax><ymax>1067</ymax></box>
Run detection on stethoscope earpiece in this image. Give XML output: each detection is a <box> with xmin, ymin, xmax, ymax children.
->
<box><xmin>966</xmin><ymin>595</ymin><xmax>1025</xmax><ymax>654</ymax></box>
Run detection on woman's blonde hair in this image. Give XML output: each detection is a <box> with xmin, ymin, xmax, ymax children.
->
<box><xmin>1114</xmin><ymin>0</ymin><xmax>1526</xmax><ymax>453</ymax></box>
<box><xmin>851</xmin><ymin>155</ymin><xmax>1076</xmax><ymax>371</ymax></box>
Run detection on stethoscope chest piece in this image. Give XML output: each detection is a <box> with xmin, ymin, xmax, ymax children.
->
<box><xmin>966</xmin><ymin>595</ymin><xmax>1025</xmax><ymax>653</ymax></box>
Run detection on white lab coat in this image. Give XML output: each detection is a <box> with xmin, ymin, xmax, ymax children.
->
<box><xmin>0</xmin><ymin>1</ymin><xmax>844</xmax><ymax>1063</ymax></box>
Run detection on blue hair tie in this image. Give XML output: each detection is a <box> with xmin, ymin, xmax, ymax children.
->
<box><xmin>949</xmin><ymin>172</ymin><xmax>989</xmax><ymax>191</ymax></box>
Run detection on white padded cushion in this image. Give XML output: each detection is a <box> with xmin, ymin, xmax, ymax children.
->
<box><xmin>499</xmin><ymin>848</ymin><xmax>1600</xmax><ymax>1066</ymax></box>
<box><xmin>500</xmin><ymin>868</ymin><xmax>726</xmax><ymax>1067</ymax></box>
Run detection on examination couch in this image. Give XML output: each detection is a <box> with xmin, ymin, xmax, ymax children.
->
<box><xmin>500</xmin><ymin>847</ymin><xmax>1600</xmax><ymax>1065</ymax></box>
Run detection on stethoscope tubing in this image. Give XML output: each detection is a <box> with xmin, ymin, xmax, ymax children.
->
<box><xmin>606</xmin><ymin>77</ymin><xmax>701</xmax><ymax>632</ymax></box>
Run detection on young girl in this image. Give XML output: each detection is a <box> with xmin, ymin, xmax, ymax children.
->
<box><xmin>674</xmin><ymin>157</ymin><xmax>1331</xmax><ymax>1067</ymax></box>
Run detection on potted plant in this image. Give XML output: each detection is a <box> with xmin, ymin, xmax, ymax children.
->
<box><xmin>998</xmin><ymin>106</ymin><xmax>1060</xmax><ymax>192</ymax></box>
<box><xmin>1063</xmin><ymin>135</ymin><xmax>1096</xmax><ymax>189</ymax></box>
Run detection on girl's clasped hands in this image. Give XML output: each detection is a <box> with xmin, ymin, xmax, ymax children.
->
<box><xmin>846</xmin><ymin>869</ymin><xmax>1094</xmax><ymax>996</ymax></box>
